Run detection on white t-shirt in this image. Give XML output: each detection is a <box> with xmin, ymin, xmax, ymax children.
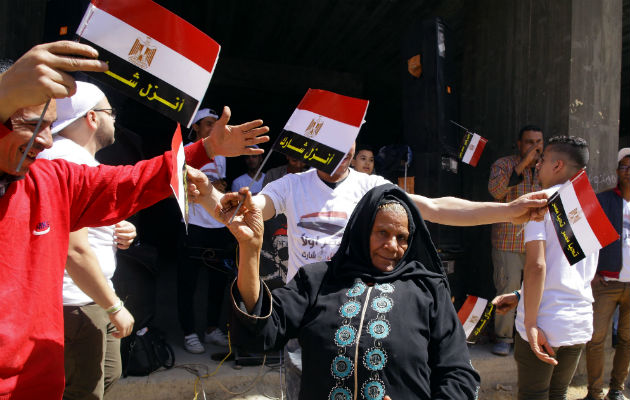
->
<box><xmin>38</xmin><ymin>137</ymin><xmax>117</xmax><ymax>306</ymax></box>
<box><xmin>515</xmin><ymin>184</ymin><xmax>599</xmax><ymax>347</ymax></box>
<box><xmin>260</xmin><ymin>168</ymin><xmax>389</xmax><ymax>282</ymax></box>
<box><xmin>188</xmin><ymin>147</ymin><xmax>226</xmax><ymax>229</ymax></box>
<box><xmin>232</xmin><ymin>173</ymin><xmax>265</xmax><ymax>194</ymax></box>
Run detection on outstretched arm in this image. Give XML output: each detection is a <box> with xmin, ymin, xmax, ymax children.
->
<box><xmin>409</xmin><ymin>190</ymin><xmax>548</xmax><ymax>226</ymax></box>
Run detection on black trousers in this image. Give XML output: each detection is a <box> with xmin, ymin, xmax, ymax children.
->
<box><xmin>177</xmin><ymin>223</ymin><xmax>235</xmax><ymax>335</ymax></box>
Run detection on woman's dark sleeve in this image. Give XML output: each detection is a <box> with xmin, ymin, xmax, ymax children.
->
<box><xmin>229</xmin><ymin>265</ymin><xmax>324</xmax><ymax>353</ymax></box>
<box><xmin>428</xmin><ymin>282</ymin><xmax>481</xmax><ymax>399</ymax></box>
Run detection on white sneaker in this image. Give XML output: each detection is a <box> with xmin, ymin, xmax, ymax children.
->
<box><xmin>204</xmin><ymin>329</ymin><xmax>229</xmax><ymax>347</ymax></box>
<box><xmin>184</xmin><ymin>333</ymin><xmax>205</xmax><ymax>354</ymax></box>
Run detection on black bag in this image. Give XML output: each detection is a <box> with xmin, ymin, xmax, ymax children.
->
<box><xmin>123</xmin><ymin>326</ymin><xmax>175</xmax><ymax>377</ymax></box>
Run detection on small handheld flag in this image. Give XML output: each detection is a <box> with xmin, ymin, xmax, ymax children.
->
<box><xmin>273</xmin><ymin>89</ymin><xmax>369</xmax><ymax>175</ymax></box>
<box><xmin>169</xmin><ymin>124</ymin><xmax>188</xmax><ymax>228</ymax></box>
<box><xmin>76</xmin><ymin>0</ymin><xmax>220</xmax><ymax>128</ymax></box>
<box><xmin>458</xmin><ymin>295</ymin><xmax>494</xmax><ymax>343</ymax></box>
<box><xmin>450</xmin><ymin>120</ymin><xmax>487</xmax><ymax>167</ymax></box>
<box><xmin>458</xmin><ymin>131</ymin><xmax>487</xmax><ymax>167</ymax></box>
<box><xmin>548</xmin><ymin>170</ymin><xmax>618</xmax><ymax>265</ymax></box>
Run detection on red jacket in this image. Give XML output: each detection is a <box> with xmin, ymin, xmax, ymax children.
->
<box><xmin>0</xmin><ymin>123</ymin><xmax>208</xmax><ymax>399</ymax></box>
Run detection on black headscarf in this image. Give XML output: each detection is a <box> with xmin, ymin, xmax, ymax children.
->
<box><xmin>330</xmin><ymin>184</ymin><xmax>446</xmax><ymax>283</ymax></box>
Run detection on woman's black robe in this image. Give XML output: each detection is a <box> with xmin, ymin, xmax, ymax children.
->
<box><xmin>231</xmin><ymin>184</ymin><xmax>480</xmax><ymax>400</ymax></box>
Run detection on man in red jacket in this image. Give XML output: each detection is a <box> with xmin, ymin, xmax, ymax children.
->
<box><xmin>0</xmin><ymin>41</ymin><xmax>269</xmax><ymax>400</ymax></box>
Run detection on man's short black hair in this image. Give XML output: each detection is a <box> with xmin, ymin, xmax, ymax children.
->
<box><xmin>518</xmin><ymin>124</ymin><xmax>543</xmax><ymax>141</ymax></box>
<box><xmin>0</xmin><ymin>59</ymin><xmax>14</xmax><ymax>74</ymax></box>
<box><xmin>547</xmin><ymin>136</ymin><xmax>589</xmax><ymax>168</ymax></box>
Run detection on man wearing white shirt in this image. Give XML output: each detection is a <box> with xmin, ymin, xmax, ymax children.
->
<box><xmin>514</xmin><ymin>136</ymin><xmax>595</xmax><ymax>400</ymax></box>
<box><xmin>38</xmin><ymin>81</ymin><xmax>136</xmax><ymax>400</ymax></box>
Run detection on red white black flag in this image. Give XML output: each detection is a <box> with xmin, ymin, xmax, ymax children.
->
<box><xmin>458</xmin><ymin>131</ymin><xmax>487</xmax><ymax>167</ymax></box>
<box><xmin>548</xmin><ymin>170</ymin><xmax>619</xmax><ymax>265</ymax></box>
<box><xmin>273</xmin><ymin>89</ymin><xmax>369</xmax><ymax>175</ymax></box>
<box><xmin>169</xmin><ymin>124</ymin><xmax>188</xmax><ymax>227</ymax></box>
<box><xmin>76</xmin><ymin>0</ymin><xmax>220</xmax><ymax>127</ymax></box>
<box><xmin>458</xmin><ymin>295</ymin><xmax>494</xmax><ymax>343</ymax></box>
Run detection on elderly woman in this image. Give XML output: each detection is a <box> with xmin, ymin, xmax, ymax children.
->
<box><xmin>222</xmin><ymin>184</ymin><xmax>480</xmax><ymax>400</ymax></box>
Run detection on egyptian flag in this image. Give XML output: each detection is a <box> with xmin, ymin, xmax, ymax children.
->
<box><xmin>457</xmin><ymin>295</ymin><xmax>494</xmax><ymax>343</ymax></box>
<box><xmin>76</xmin><ymin>0</ymin><xmax>220</xmax><ymax>127</ymax></box>
<box><xmin>170</xmin><ymin>124</ymin><xmax>188</xmax><ymax>227</ymax></box>
<box><xmin>273</xmin><ymin>89</ymin><xmax>369</xmax><ymax>175</ymax></box>
<box><xmin>548</xmin><ymin>170</ymin><xmax>618</xmax><ymax>265</ymax></box>
<box><xmin>458</xmin><ymin>131</ymin><xmax>487</xmax><ymax>167</ymax></box>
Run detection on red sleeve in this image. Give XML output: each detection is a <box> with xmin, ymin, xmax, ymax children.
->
<box><xmin>186</xmin><ymin>139</ymin><xmax>210</xmax><ymax>168</ymax></box>
<box><xmin>65</xmin><ymin>140</ymin><xmax>209</xmax><ymax>230</ymax></box>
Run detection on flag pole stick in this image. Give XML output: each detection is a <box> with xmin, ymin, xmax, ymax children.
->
<box><xmin>15</xmin><ymin>99</ymin><xmax>51</xmax><ymax>173</ymax></box>
<box><xmin>226</xmin><ymin>133</ymin><xmax>282</xmax><ymax>224</ymax></box>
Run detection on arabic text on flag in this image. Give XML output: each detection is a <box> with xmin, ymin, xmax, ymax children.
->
<box><xmin>458</xmin><ymin>131</ymin><xmax>487</xmax><ymax>167</ymax></box>
<box><xmin>273</xmin><ymin>89</ymin><xmax>369</xmax><ymax>175</ymax></box>
<box><xmin>548</xmin><ymin>170</ymin><xmax>619</xmax><ymax>265</ymax></box>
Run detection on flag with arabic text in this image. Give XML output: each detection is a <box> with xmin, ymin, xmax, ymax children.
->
<box><xmin>76</xmin><ymin>0</ymin><xmax>220</xmax><ymax>127</ymax></box>
<box><xmin>548</xmin><ymin>170</ymin><xmax>618</xmax><ymax>265</ymax></box>
<box><xmin>273</xmin><ymin>89</ymin><xmax>369</xmax><ymax>175</ymax></box>
<box><xmin>458</xmin><ymin>131</ymin><xmax>487</xmax><ymax>167</ymax></box>
<box><xmin>458</xmin><ymin>295</ymin><xmax>493</xmax><ymax>343</ymax></box>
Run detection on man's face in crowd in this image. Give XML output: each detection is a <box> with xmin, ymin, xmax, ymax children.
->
<box><xmin>192</xmin><ymin>116</ymin><xmax>218</xmax><ymax>140</ymax></box>
<box><xmin>535</xmin><ymin>147</ymin><xmax>565</xmax><ymax>189</ymax></box>
<box><xmin>0</xmin><ymin>101</ymin><xmax>56</xmax><ymax>176</ymax></box>
<box><xmin>93</xmin><ymin>98</ymin><xmax>116</xmax><ymax>149</ymax></box>
<box><xmin>245</xmin><ymin>154</ymin><xmax>263</xmax><ymax>171</ymax></box>
<box><xmin>517</xmin><ymin>130</ymin><xmax>544</xmax><ymax>160</ymax></box>
<box><xmin>617</xmin><ymin>156</ymin><xmax>630</xmax><ymax>188</ymax></box>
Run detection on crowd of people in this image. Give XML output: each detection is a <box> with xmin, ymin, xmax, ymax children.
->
<box><xmin>0</xmin><ymin>39</ymin><xmax>626</xmax><ymax>400</ymax></box>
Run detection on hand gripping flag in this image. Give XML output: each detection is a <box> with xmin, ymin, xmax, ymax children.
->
<box><xmin>170</xmin><ymin>124</ymin><xmax>188</xmax><ymax>228</ymax></box>
<box><xmin>457</xmin><ymin>295</ymin><xmax>494</xmax><ymax>343</ymax></box>
<box><xmin>458</xmin><ymin>131</ymin><xmax>487</xmax><ymax>167</ymax></box>
<box><xmin>273</xmin><ymin>89</ymin><xmax>369</xmax><ymax>175</ymax></box>
<box><xmin>76</xmin><ymin>0</ymin><xmax>220</xmax><ymax>127</ymax></box>
<box><xmin>548</xmin><ymin>170</ymin><xmax>619</xmax><ymax>265</ymax></box>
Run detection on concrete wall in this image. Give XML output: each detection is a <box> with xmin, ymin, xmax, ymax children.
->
<box><xmin>460</xmin><ymin>0</ymin><xmax>622</xmax><ymax>196</ymax></box>
<box><xmin>569</xmin><ymin>0</ymin><xmax>623</xmax><ymax>191</ymax></box>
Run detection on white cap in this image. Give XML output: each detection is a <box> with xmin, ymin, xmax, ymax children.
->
<box><xmin>618</xmin><ymin>148</ymin><xmax>630</xmax><ymax>163</ymax></box>
<box><xmin>193</xmin><ymin>108</ymin><xmax>219</xmax><ymax>125</ymax></box>
<box><xmin>52</xmin><ymin>81</ymin><xmax>105</xmax><ymax>134</ymax></box>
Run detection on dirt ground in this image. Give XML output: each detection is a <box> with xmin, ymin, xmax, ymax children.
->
<box><xmin>478</xmin><ymin>374</ymin><xmax>630</xmax><ymax>399</ymax></box>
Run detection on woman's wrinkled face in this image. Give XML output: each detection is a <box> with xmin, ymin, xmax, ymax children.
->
<box><xmin>369</xmin><ymin>206</ymin><xmax>409</xmax><ymax>272</ymax></box>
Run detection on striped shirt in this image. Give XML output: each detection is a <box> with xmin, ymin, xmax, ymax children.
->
<box><xmin>488</xmin><ymin>154</ymin><xmax>540</xmax><ymax>252</ymax></box>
